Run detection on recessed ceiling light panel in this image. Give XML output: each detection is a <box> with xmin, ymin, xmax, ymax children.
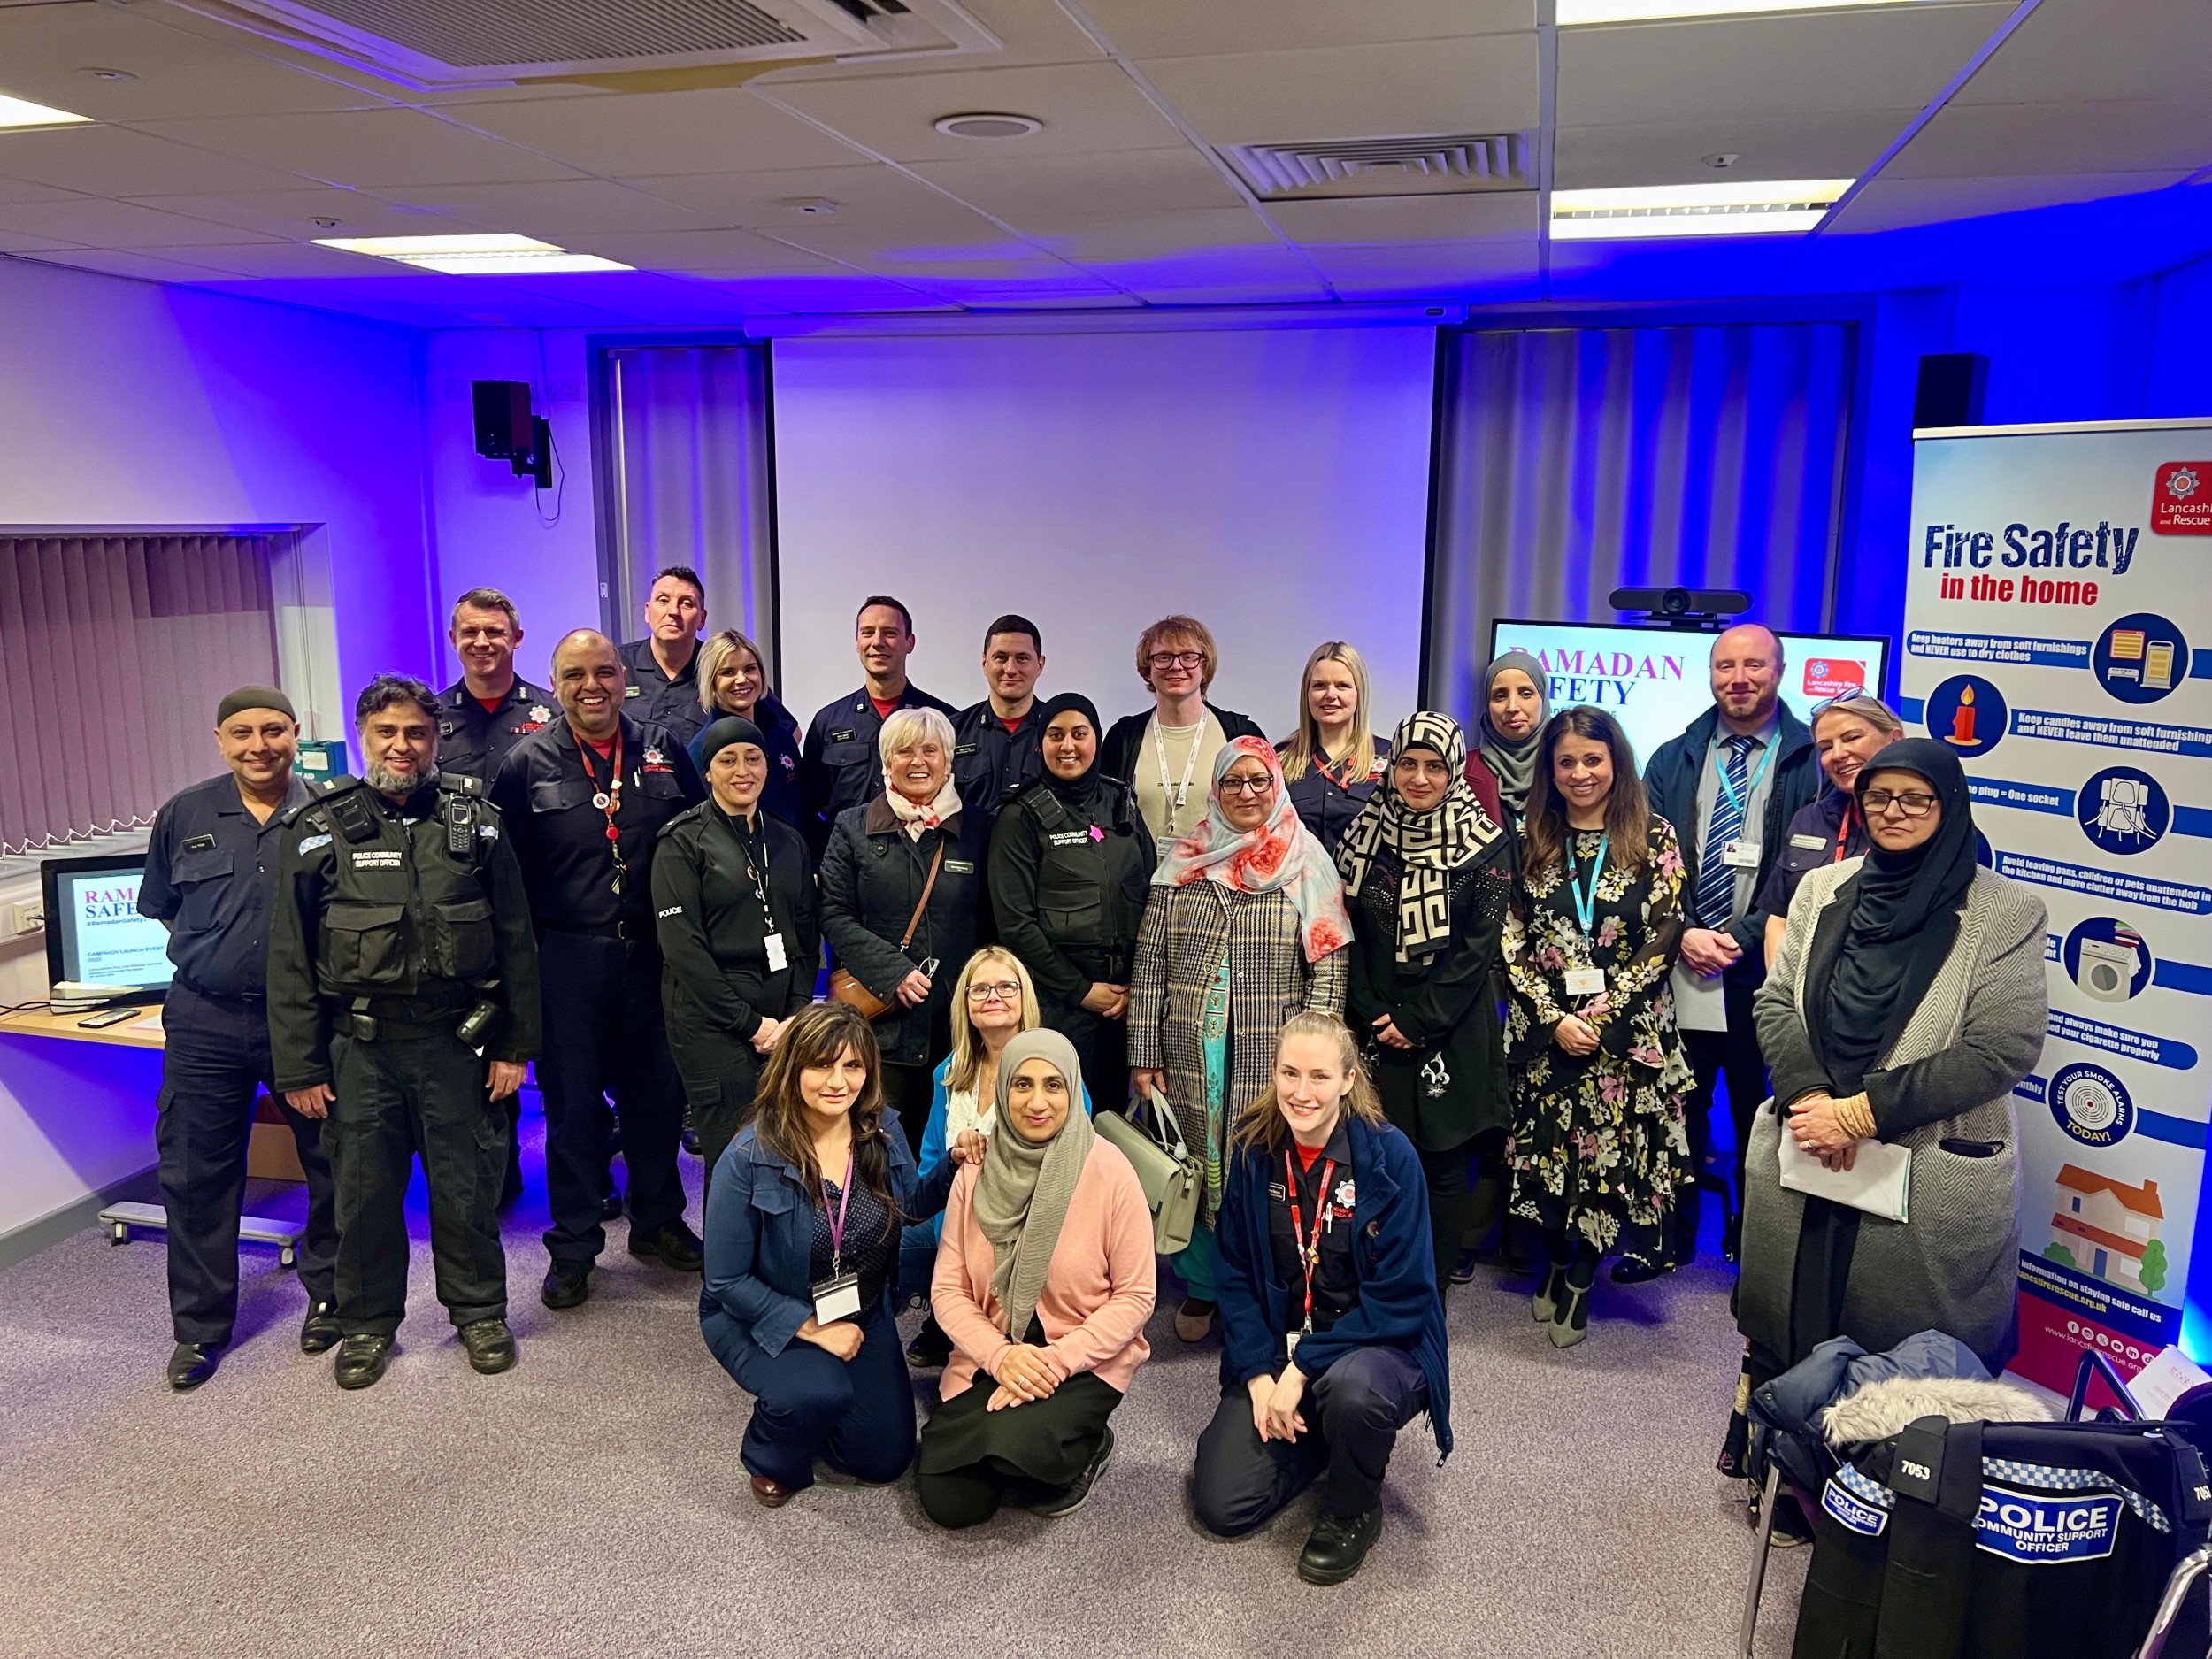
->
<box><xmin>0</xmin><ymin>91</ymin><xmax>92</xmax><ymax>130</ymax></box>
<box><xmin>1549</xmin><ymin>178</ymin><xmax>1853</xmax><ymax>240</ymax></box>
<box><xmin>1561</xmin><ymin>0</ymin><xmax>1924</xmax><ymax>21</ymax></box>
<box><xmin>313</xmin><ymin>233</ymin><xmax>631</xmax><ymax>273</ymax></box>
<box><xmin>933</xmin><ymin>112</ymin><xmax>1042</xmax><ymax>139</ymax></box>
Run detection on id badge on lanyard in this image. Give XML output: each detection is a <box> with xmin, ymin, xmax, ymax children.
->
<box><xmin>810</xmin><ymin>1152</ymin><xmax>862</xmax><ymax>1325</ymax></box>
<box><xmin>1716</xmin><ymin>739</ymin><xmax>1776</xmax><ymax>871</ymax></box>
<box><xmin>1563</xmin><ymin>833</ymin><xmax>1609</xmax><ymax>999</ymax></box>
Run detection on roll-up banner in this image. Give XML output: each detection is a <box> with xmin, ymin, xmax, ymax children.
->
<box><xmin>1901</xmin><ymin>417</ymin><xmax>2212</xmax><ymax>1390</ymax></box>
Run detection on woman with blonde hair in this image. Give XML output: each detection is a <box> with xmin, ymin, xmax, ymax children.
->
<box><xmin>1099</xmin><ymin>615</ymin><xmax>1267</xmax><ymax>850</ymax></box>
<box><xmin>1279</xmin><ymin>641</ymin><xmax>1391</xmax><ymax>856</ymax></box>
<box><xmin>902</xmin><ymin>946</ymin><xmax>1094</xmax><ymax>1367</ymax></box>
<box><xmin>1191</xmin><ymin>1011</ymin><xmax>1450</xmax><ymax>1586</ymax></box>
<box><xmin>691</xmin><ymin>627</ymin><xmax>803</xmax><ymax>826</ymax></box>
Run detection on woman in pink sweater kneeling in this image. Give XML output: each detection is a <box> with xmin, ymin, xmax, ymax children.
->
<box><xmin>919</xmin><ymin>1028</ymin><xmax>1157</xmax><ymax>1526</ymax></box>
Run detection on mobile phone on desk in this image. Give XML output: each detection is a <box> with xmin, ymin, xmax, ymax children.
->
<box><xmin>78</xmin><ymin>1007</ymin><xmax>142</xmax><ymax>1029</ymax></box>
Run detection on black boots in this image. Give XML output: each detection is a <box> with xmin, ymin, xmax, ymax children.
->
<box><xmin>1298</xmin><ymin>1508</ymin><xmax>1382</xmax><ymax>1585</ymax></box>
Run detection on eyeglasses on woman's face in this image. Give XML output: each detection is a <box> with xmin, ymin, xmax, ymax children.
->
<box><xmin>1218</xmin><ymin>773</ymin><xmax>1274</xmax><ymax>796</ymax></box>
<box><xmin>1862</xmin><ymin>787</ymin><xmax>1939</xmax><ymax>818</ymax></box>
<box><xmin>966</xmin><ymin>979</ymin><xmax>1022</xmax><ymax>1003</ymax></box>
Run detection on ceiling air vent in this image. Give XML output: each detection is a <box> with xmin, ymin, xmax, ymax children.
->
<box><xmin>196</xmin><ymin>0</ymin><xmax>996</xmax><ymax>86</ymax></box>
<box><xmin>1223</xmin><ymin>133</ymin><xmax>1532</xmax><ymax>201</ymax></box>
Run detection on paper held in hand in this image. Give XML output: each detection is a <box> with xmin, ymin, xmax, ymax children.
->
<box><xmin>1777</xmin><ymin>1120</ymin><xmax>1912</xmax><ymax>1223</ymax></box>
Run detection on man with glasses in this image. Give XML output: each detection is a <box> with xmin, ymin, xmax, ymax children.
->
<box><xmin>1642</xmin><ymin>622</ymin><xmax>1820</xmax><ymax>1271</ymax></box>
<box><xmin>1097</xmin><ymin>615</ymin><xmax>1265</xmax><ymax>855</ymax></box>
<box><xmin>798</xmin><ymin>595</ymin><xmax>956</xmax><ymax>857</ymax></box>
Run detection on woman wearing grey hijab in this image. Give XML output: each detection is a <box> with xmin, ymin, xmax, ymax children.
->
<box><xmin>918</xmin><ymin>1028</ymin><xmax>1157</xmax><ymax>1527</ymax></box>
<box><xmin>1467</xmin><ymin>650</ymin><xmax>1549</xmax><ymax>826</ymax></box>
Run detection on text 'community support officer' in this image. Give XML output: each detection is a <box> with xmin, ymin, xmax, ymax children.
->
<box><xmin>268</xmin><ymin>674</ymin><xmax>541</xmax><ymax>1392</ymax></box>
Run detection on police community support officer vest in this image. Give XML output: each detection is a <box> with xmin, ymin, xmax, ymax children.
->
<box><xmin>1003</xmin><ymin>777</ymin><xmax>1152</xmax><ymax>974</ymax></box>
<box><xmin>282</xmin><ymin>772</ymin><xmax>505</xmax><ymax>1000</ymax></box>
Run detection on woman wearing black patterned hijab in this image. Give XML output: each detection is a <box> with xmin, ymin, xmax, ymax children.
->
<box><xmin>1337</xmin><ymin>712</ymin><xmax>1517</xmax><ymax>1286</ymax></box>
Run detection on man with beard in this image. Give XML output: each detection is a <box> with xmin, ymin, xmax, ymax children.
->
<box><xmin>268</xmin><ymin>674</ymin><xmax>540</xmax><ymax>1390</ymax></box>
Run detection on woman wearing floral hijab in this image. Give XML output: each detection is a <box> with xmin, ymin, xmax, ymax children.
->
<box><xmin>1128</xmin><ymin>737</ymin><xmax>1351</xmax><ymax>1341</ymax></box>
<box><xmin>1338</xmin><ymin>712</ymin><xmax>1517</xmax><ymax>1286</ymax></box>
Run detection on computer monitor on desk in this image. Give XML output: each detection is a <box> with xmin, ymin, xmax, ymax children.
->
<box><xmin>40</xmin><ymin>852</ymin><xmax>173</xmax><ymax>1003</ymax></box>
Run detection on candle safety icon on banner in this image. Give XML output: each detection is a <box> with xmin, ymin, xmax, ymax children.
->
<box><xmin>1901</xmin><ymin>417</ymin><xmax>2212</xmax><ymax>1391</ymax></box>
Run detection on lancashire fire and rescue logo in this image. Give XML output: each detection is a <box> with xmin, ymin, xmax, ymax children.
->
<box><xmin>2153</xmin><ymin>461</ymin><xmax>2212</xmax><ymax>534</ymax></box>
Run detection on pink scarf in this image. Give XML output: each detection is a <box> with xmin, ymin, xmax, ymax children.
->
<box><xmin>1151</xmin><ymin>736</ymin><xmax>1351</xmax><ymax>962</ymax></box>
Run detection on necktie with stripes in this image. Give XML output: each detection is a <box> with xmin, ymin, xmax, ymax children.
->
<box><xmin>1697</xmin><ymin>734</ymin><xmax>1755</xmax><ymax>928</ymax></box>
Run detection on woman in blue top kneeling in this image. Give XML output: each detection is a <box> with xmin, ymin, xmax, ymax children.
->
<box><xmin>1192</xmin><ymin>1010</ymin><xmax>1452</xmax><ymax>1587</ymax></box>
<box><xmin>701</xmin><ymin>1001</ymin><xmax>980</xmax><ymax>1509</ymax></box>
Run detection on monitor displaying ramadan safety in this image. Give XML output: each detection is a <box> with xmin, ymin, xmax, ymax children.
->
<box><xmin>1485</xmin><ymin>621</ymin><xmax>1890</xmax><ymax>772</ymax></box>
<box><xmin>40</xmin><ymin>852</ymin><xmax>174</xmax><ymax>994</ymax></box>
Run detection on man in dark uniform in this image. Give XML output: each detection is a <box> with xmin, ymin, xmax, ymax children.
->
<box><xmin>268</xmin><ymin>674</ymin><xmax>541</xmax><ymax>1391</ymax></box>
<box><xmin>434</xmin><ymin>584</ymin><xmax>554</xmax><ymax>1206</ymax></box>
<box><xmin>617</xmin><ymin>565</ymin><xmax>711</xmax><ymax>749</ymax></box>
<box><xmin>950</xmin><ymin>612</ymin><xmax>1048</xmax><ymax>825</ymax></box>
<box><xmin>139</xmin><ymin>686</ymin><xmax>341</xmax><ymax>1392</ymax></box>
<box><xmin>493</xmin><ymin>629</ymin><xmax>707</xmax><ymax>1311</ymax></box>
<box><xmin>437</xmin><ymin>587</ymin><xmax>556</xmax><ymax>785</ymax></box>
<box><xmin>799</xmin><ymin>594</ymin><xmax>957</xmax><ymax>856</ymax></box>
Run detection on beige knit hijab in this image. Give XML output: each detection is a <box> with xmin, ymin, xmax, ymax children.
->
<box><xmin>971</xmin><ymin>1028</ymin><xmax>1094</xmax><ymax>1343</ymax></box>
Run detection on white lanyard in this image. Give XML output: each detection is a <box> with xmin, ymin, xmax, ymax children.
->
<box><xmin>1152</xmin><ymin>716</ymin><xmax>1205</xmax><ymax>817</ymax></box>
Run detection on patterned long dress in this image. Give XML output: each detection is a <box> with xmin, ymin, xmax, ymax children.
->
<box><xmin>1503</xmin><ymin>817</ymin><xmax>1694</xmax><ymax>1265</ymax></box>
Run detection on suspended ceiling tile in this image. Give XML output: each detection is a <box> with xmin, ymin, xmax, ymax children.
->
<box><xmin>1886</xmin><ymin>99</ymin><xmax>2212</xmax><ymax>180</ymax></box>
<box><xmin>1137</xmin><ymin>35</ymin><xmax>1540</xmax><ymax>147</ymax></box>
<box><xmin>759</xmin><ymin>62</ymin><xmax>1186</xmax><ymax>163</ymax></box>
<box><xmin>114</xmin><ymin>241</ymin><xmax>419</xmax><ymax>279</ymax></box>
<box><xmin>1825</xmin><ymin>172</ymin><xmax>2193</xmax><ymax>234</ymax></box>
<box><xmin>0</xmin><ymin>177</ymin><xmax>83</xmax><ymax>206</ymax></box>
<box><xmin>1070</xmin><ymin>244</ymin><xmax>1333</xmax><ymax>303</ymax></box>
<box><xmin>761</xmin><ymin>0</ymin><xmax>1106</xmax><ymax>77</ymax></box>
<box><xmin>1025</xmin><ymin>208</ymin><xmax>1277</xmax><ymax>259</ymax></box>
<box><xmin>376</xmin><ymin>179</ymin><xmax>723</xmax><ymax>237</ymax></box>
<box><xmin>0</xmin><ymin>125</ymin><xmax>318</xmax><ymax>196</ymax></box>
<box><xmin>701</xmin><ymin>273</ymin><xmax>955</xmax><ymax>312</ymax></box>
<box><xmin>1554</xmin><ymin>110</ymin><xmax>1916</xmax><ymax>191</ymax></box>
<box><xmin>114</xmin><ymin>188</ymin><xmax>494</xmax><ymax>242</ymax></box>
<box><xmin>766</xmin><ymin>222</ymin><xmax>1050</xmax><ymax>268</ymax></box>
<box><xmin>0</xmin><ymin>2</ymin><xmax>392</xmax><ymax>122</ymax></box>
<box><xmin>0</xmin><ymin>196</ymin><xmax>281</xmax><ymax>249</ymax></box>
<box><xmin>134</xmin><ymin>109</ymin><xmax>589</xmax><ymax>189</ymax></box>
<box><xmin>904</xmin><ymin>146</ymin><xmax>1246</xmax><ymax>220</ymax></box>
<box><xmin>1303</xmin><ymin>238</ymin><xmax>1541</xmax><ymax>296</ymax></box>
<box><xmin>1555</xmin><ymin>4</ymin><xmax>2013</xmax><ymax>127</ymax></box>
<box><xmin>430</xmin><ymin>88</ymin><xmax>860</xmax><ymax>178</ymax></box>
<box><xmin>1078</xmin><ymin>0</ymin><xmax>1532</xmax><ymax>58</ymax></box>
<box><xmin>560</xmin><ymin>227</ymin><xmax>850</xmax><ymax>272</ymax></box>
<box><xmin>632</xmin><ymin>165</ymin><xmax>1004</xmax><ymax>238</ymax></box>
<box><xmin>19</xmin><ymin>247</ymin><xmax>250</xmax><ymax>282</ymax></box>
<box><xmin>1270</xmin><ymin>191</ymin><xmax>1537</xmax><ymax>244</ymax></box>
<box><xmin>1954</xmin><ymin>0</ymin><xmax>2212</xmax><ymax>104</ymax></box>
<box><xmin>0</xmin><ymin>227</ymin><xmax>84</xmax><ymax>252</ymax></box>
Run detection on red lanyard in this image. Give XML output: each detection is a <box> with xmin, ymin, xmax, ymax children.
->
<box><xmin>1284</xmin><ymin>1148</ymin><xmax>1338</xmax><ymax>1332</ymax></box>
<box><xmin>1832</xmin><ymin>799</ymin><xmax>1859</xmax><ymax>864</ymax></box>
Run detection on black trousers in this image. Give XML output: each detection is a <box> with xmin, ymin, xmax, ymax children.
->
<box><xmin>1674</xmin><ymin>977</ymin><xmax>1766</xmax><ymax>1259</ymax></box>
<box><xmin>879</xmin><ymin>1062</ymin><xmax>935</xmax><ymax>1159</ymax></box>
<box><xmin>1193</xmin><ymin>1346</ymin><xmax>1428</xmax><ymax>1530</ymax></box>
<box><xmin>535</xmin><ymin>930</ymin><xmax>687</xmax><ymax>1263</ymax></box>
<box><xmin>1415</xmin><ymin>1138</ymin><xmax>1479</xmax><ymax>1285</ymax></box>
<box><xmin>326</xmin><ymin>1027</ymin><xmax>506</xmax><ymax>1338</ymax></box>
<box><xmin>917</xmin><ymin>1370</ymin><xmax>1122</xmax><ymax>1529</ymax></box>
<box><xmin>156</xmin><ymin>982</ymin><xmax>337</xmax><ymax>1344</ymax></box>
<box><xmin>670</xmin><ymin>1026</ymin><xmax>762</xmax><ymax>1196</ymax></box>
<box><xmin>1045</xmin><ymin>1002</ymin><xmax>1130</xmax><ymax>1117</ymax></box>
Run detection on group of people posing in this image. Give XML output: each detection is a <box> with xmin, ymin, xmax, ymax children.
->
<box><xmin>139</xmin><ymin>565</ymin><xmax>2046</xmax><ymax>1578</ymax></box>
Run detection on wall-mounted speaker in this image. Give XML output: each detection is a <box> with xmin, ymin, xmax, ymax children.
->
<box><xmin>1913</xmin><ymin>353</ymin><xmax>1987</xmax><ymax>431</ymax></box>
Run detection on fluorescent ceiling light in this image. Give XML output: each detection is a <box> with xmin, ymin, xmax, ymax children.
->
<box><xmin>312</xmin><ymin>233</ymin><xmax>630</xmax><ymax>274</ymax></box>
<box><xmin>1549</xmin><ymin>179</ymin><xmax>1853</xmax><ymax>240</ymax></box>
<box><xmin>1560</xmin><ymin>0</ymin><xmax>1927</xmax><ymax>20</ymax></box>
<box><xmin>0</xmin><ymin>92</ymin><xmax>92</xmax><ymax>130</ymax></box>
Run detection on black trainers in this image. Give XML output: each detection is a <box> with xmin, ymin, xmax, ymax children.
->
<box><xmin>334</xmin><ymin>1333</ymin><xmax>393</xmax><ymax>1390</ymax></box>
<box><xmin>1297</xmin><ymin>1507</ymin><xmax>1382</xmax><ymax>1585</ymax></box>
<box><xmin>600</xmin><ymin>1187</ymin><xmax>623</xmax><ymax>1223</ymax></box>
<box><xmin>457</xmin><ymin>1318</ymin><xmax>517</xmax><ymax>1375</ymax></box>
<box><xmin>299</xmin><ymin>1300</ymin><xmax>342</xmax><ymax>1355</ymax></box>
<box><xmin>905</xmin><ymin>1315</ymin><xmax>953</xmax><ymax>1370</ymax></box>
<box><xmin>628</xmin><ymin>1219</ymin><xmax>704</xmax><ymax>1273</ymax></box>
<box><xmin>165</xmin><ymin>1340</ymin><xmax>222</xmax><ymax>1392</ymax></box>
<box><xmin>1028</xmin><ymin>1428</ymin><xmax>1115</xmax><ymax>1518</ymax></box>
<box><xmin>541</xmin><ymin>1261</ymin><xmax>592</xmax><ymax>1310</ymax></box>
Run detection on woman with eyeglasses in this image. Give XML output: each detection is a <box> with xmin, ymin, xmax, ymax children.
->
<box><xmin>1128</xmin><ymin>737</ymin><xmax>1351</xmax><ymax>1342</ymax></box>
<box><xmin>1754</xmin><ymin>691</ymin><xmax>1907</xmax><ymax>967</ymax></box>
<box><xmin>1503</xmin><ymin>708</ymin><xmax>1694</xmax><ymax>1348</ymax></box>
<box><xmin>901</xmin><ymin>946</ymin><xmax>1094</xmax><ymax>1368</ymax></box>
<box><xmin>1098</xmin><ymin>616</ymin><xmax>1266</xmax><ymax>853</ymax></box>
<box><xmin>1732</xmin><ymin>741</ymin><xmax>2044</xmax><ymax>1501</ymax></box>
<box><xmin>690</xmin><ymin>629</ymin><xmax>804</xmax><ymax>827</ymax></box>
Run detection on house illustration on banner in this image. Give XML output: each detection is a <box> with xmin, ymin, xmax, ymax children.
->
<box><xmin>2047</xmin><ymin>1165</ymin><xmax>2165</xmax><ymax>1294</ymax></box>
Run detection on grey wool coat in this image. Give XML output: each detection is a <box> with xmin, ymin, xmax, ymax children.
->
<box><xmin>1126</xmin><ymin>881</ymin><xmax>1348</xmax><ymax>1194</ymax></box>
<box><xmin>1741</xmin><ymin>860</ymin><xmax>2047</xmax><ymax>1373</ymax></box>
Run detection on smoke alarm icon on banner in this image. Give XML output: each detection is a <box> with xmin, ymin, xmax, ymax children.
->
<box><xmin>2154</xmin><ymin>461</ymin><xmax>2212</xmax><ymax>534</ymax></box>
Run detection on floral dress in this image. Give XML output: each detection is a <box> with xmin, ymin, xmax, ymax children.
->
<box><xmin>1503</xmin><ymin>817</ymin><xmax>1694</xmax><ymax>1265</ymax></box>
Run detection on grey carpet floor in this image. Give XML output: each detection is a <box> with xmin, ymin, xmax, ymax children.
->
<box><xmin>0</xmin><ymin>1118</ymin><xmax>1807</xmax><ymax>1659</ymax></box>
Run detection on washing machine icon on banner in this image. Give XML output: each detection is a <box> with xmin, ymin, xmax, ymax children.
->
<box><xmin>2077</xmin><ymin>927</ymin><xmax>2145</xmax><ymax>1003</ymax></box>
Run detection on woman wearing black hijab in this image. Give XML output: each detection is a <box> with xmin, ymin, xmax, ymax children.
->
<box><xmin>653</xmin><ymin>717</ymin><xmax>821</xmax><ymax>1183</ymax></box>
<box><xmin>1739</xmin><ymin>735</ymin><xmax>2047</xmax><ymax>1385</ymax></box>
<box><xmin>988</xmin><ymin>693</ymin><xmax>1157</xmax><ymax>1114</ymax></box>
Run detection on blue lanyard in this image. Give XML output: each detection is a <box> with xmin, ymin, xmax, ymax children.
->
<box><xmin>1567</xmin><ymin>832</ymin><xmax>1608</xmax><ymax>936</ymax></box>
<box><xmin>1715</xmin><ymin>733</ymin><xmax>1777</xmax><ymax>819</ymax></box>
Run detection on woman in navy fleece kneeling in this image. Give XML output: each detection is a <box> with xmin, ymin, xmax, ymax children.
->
<box><xmin>1190</xmin><ymin>1011</ymin><xmax>1451</xmax><ymax>1586</ymax></box>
